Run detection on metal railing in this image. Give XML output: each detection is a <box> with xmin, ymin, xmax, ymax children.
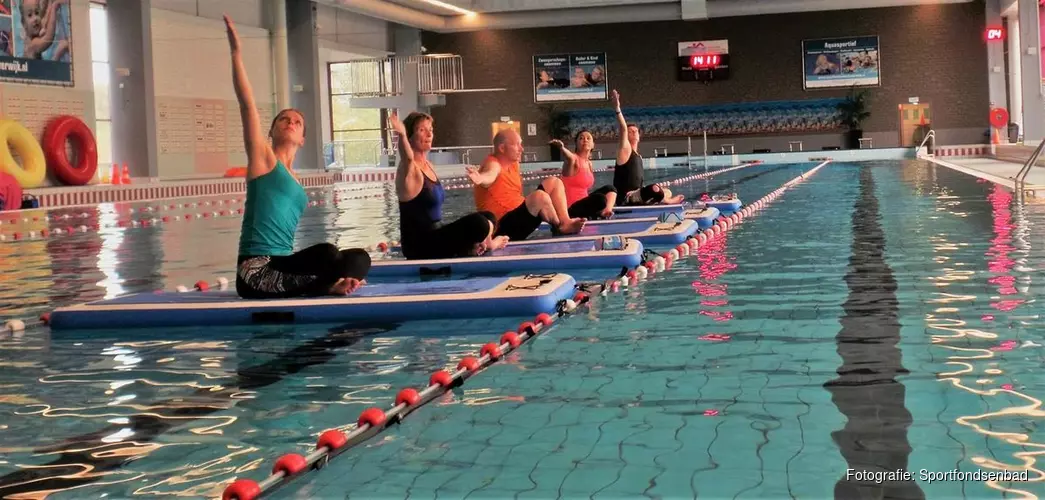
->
<box><xmin>417</xmin><ymin>54</ymin><xmax>464</xmax><ymax>94</ymax></box>
<box><xmin>916</xmin><ymin>129</ymin><xmax>936</xmax><ymax>158</ymax></box>
<box><xmin>330</xmin><ymin>55</ymin><xmax>465</xmax><ymax>97</ymax></box>
<box><xmin>685</xmin><ymin>131</ymin><xmax>709</xmax><ymax>172</ymax></box>
<box><xmin>1015</xmin><ymin>139</ymin><xmax>1045</xmax><ymax>201</ymax></box>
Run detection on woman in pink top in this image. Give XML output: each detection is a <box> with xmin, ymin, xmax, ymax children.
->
<box><xmin>551</xmin><ymin>129</ymin><xmax>617</xmax><ymax>219</ymax></box>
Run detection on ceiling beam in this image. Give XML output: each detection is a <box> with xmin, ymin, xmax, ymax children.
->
<box><xmin>680</xmin><ymin>0</ymin><xmax>708</xmax><ymax>20</ymax></box>
<box><xmin>328</xmin><ymin>0</ymin><xmax>975</xmax><ymax>33</ymax></box>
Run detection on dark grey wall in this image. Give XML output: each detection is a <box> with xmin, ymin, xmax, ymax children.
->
<box><xmin>424</xmin><ymin>1</ymin><xmax>990</xmax><ymax>158</ymax></box>
<box><xmin>287</xmin><ymin>0</ymin><xmax>324</xmax><ymax>170</ymax></box>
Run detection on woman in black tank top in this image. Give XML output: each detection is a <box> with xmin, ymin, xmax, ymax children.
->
<box><xmin>609</xmin><ymin>90</ymin><xmax>684</xmax><ymax>206</ymax></box>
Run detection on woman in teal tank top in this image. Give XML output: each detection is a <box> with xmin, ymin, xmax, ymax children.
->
<box><xmin>225</xmin><ymin>15</ymin><xmax>370</xmax><ymax>299</ymax></box>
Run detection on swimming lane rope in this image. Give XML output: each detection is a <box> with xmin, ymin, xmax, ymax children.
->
<box><xmin>0</xmin><ymin>161</ymin><xmax>763</xmax><ymax>243</ymax></box>
<box><xmin>216</xmin><ymin>159</ymin><xmax>830</xmax><ymax>500</ymax></box>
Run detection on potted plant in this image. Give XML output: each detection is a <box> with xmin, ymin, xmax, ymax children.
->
<box><xmin>837</xmin><ymin>86</ymin><xmax>871</xmax><ymax>149</ymax></box>
<box><xmin>538</xmin><ymin>105</ymin><xmax>571</xmax><ymax>161</ymax></box>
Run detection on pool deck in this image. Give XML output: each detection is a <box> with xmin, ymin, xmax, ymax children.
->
<box><xmin>922</xmin><ymin>145</ymin><xmax>1045</xmax><ymax>202</ymax></box>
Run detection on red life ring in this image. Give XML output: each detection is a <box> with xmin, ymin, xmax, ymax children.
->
<box><xmin>989</xmin><ymin>107</ymin><xmax>1010</xmax><ymax>129</ymax></box>
<box><xmin>42</xmin><ymin>115</ymin><xmax>98</xmax><ymax>186</ymax></box>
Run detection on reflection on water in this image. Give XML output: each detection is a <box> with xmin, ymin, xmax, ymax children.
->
<box><xmin>7</xmin><ymin>163</ymin><xmax>1045</xmax><ymax>498</ymax></box>
<box><xmin>916</xmin><ymin>177</ymin><xmax>1045</xmax><ymax>497</ymax></box>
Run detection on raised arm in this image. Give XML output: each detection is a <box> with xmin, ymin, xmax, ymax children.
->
<box><xmin>466</xmin><ymin>156</ymin><xmax>502</xmax><ymax>188</ymax></box>
<box><xmin>610</xmin><ymin>90</ymin><xmax>631</xmax><ymax>165</ymax></box>
<box><xmin>389</xmin><ymin>111</ymin><xmax>423</xmax><ymax>200</ymax></box>
<box><xmin>550</xmin><ymin>139</ymin><xmax>579</xmax><ymax>176</ymax></box>
<box><xmin>224</xmin><ymin>15</ymin><xmax>274</xmax><ymax>180</ymax></box>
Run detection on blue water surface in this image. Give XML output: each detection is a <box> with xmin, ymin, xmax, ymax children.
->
<box><xmin>0</xmin><ymin>160</ymin><xmax>1042</xmax><ymax>499</ymax></box>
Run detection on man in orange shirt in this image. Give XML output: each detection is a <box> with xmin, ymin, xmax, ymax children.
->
<box><xmin>467</xmin><ymin>129</ymin><xmax>585</xmax><ymax>241</ymax></box>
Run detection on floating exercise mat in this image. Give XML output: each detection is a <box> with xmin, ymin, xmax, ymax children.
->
<box><xmin>49</xmin><ymin>274</ymin><xmax>578</xmax><ymax>330</ymax></box>
<box><xmin>371</xmin><ymin>237</ymin><xmax>643</xmax><ymax>277</ymax></box>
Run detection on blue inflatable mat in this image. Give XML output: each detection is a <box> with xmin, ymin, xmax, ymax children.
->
<box><xmin>526</xmin><ymin>219</ymin><xmax>699</xmax><ymax>247</ymax></box>
<box><xmin>48</xmin><ymin>274</ymin><xmax>578</xmax><ymax>330</ymax></box>
<box><xmin>611</xmin><ymin>203</ymin><xmax>685</xmax><ymax>219</ymax></box>
<box><xmin>536</xmin><ymin>220</ymin><xmax>656</xmax><ymax>238</ymax></box>
<box><xmin>370</xmin><ymin>238</ymin><xmax>643</xmax><ymax>277</ymax></box>
<box><xmin>546</xmin><ymin>207</ymin><xmax>720</xmax><ymax>230</ymax></box>
<box><xmin>707</xmin><ymin>198</ymin><xmax>742</xmax><ymax>214</ymax></box>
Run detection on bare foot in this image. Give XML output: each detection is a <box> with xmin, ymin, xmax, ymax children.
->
<box><xmin>557</xmin><ymin>217</ymin><xmax>586</xmax><ymax>235</ymax></box>
<box><xmin>665</xmin><ymin>194</ymin><xmax>685</xmax><ymax>204</ymax></box>
<box><xmin>329</xmin><ymin>278</ymin><xmax>363</xmax><ymax>296</ymax></box>
<box><xmin>488</xmin><ymin>235</ymin><xmax>510</xmax><ymax>251</ymax></box>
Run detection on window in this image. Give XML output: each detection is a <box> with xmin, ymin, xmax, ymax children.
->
<box><xmin>90</xmin><ymin>2</ymin><xmax>112</xmax><ymax>168</ymax></box>
<box><xmin>328</xmin><ymin>61</ymin><xmax>385</xmax><ymax>167</ymax></box>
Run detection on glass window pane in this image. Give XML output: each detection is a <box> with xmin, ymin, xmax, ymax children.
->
<box><xmin>93</xmin><ymin>61</ymin><xmax>110</xmax><ymax>120</ymax></box>
<box><xmin>329</xmin><ymin>61</ymin><xmax>383</xmax><ymax>95</ymax></box>
<box><xmin>331</xmin><ymin>96</ymin><xmax>380</xmax><ymax>136</ymax></box>
<box><xmin>95</xmin><ymin>120</ymin><xmax>112</xmax><ymax>167</ymax></box>
<box><xmin>332</xmin><ymin>130</ymin><xmax>382</xmax><ymax>166</ymax></box>
<box><xmin>922</xmin><ymin>108</ymin><xmax>931</xmax><ymax>120</ymax></box>
<box><xmin>90</xmin><ymin>4</ymin><xmax>108</xmax><ymax>63</ymax></box>
<box><xmin>329</xmin><ymin>63</ymin><xmax>353</xmax><ymax>94</ymax></box>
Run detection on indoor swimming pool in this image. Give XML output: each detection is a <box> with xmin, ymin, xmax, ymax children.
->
<box><xmin>1</xmin><ymin>160</ymin><xmax>1042</xmax><ymax>499</ymax></box>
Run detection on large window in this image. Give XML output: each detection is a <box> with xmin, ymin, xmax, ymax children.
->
<box><xmin>328</xmin><ymin>62</ymin><xmax>384</xmax><ymax>167</ymax></box>
<box><xmin>90</xmin><ymin>2</ymin><xmax>112</xmax><ymax>168</ymax></box>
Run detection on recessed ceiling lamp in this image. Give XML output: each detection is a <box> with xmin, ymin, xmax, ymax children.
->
<box><xmin>417</xmin><ymin>0</ymin><xmax>477</xmax><ymax>17</ymax></box>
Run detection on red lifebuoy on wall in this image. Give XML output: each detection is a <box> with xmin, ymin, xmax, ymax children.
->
<box><xmin>42</xmin><ymin>115</ymin><xmax>98</xmax><ymax>186</ymax></box>
<box><xmin>989</xmin><ymin>107</ymin><xmax>1010</xmax><ymax>129</ymax></box>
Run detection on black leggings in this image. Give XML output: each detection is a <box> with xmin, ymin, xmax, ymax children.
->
<box><xmin>568</xmin><ymin>185</ymin><xmax>617</xmax><ymax>219</ymax></box>
<box><xmin>618</xmin><ymin>184</ymin><xmax>666</xmax><ymax>206</ymax></box>
<box><xmin>236</xmin><ymin>243</ymin><xmax>372</xmax><ymax>299</ymax></box>
<box><xmin>401</xmin><ymin>212</ymin><xmax>495</xmax><ymax>260</ymax></box>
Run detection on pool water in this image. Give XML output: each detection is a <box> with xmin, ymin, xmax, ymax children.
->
<box><xmin>1</xmin><ymin>160</ymin><xmax>1043</xmax><ymax>499</ymax></box>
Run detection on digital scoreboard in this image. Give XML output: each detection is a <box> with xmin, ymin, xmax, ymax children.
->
<box><xmin>677</xmin><ymin>39</ymin><xmax>730</xmax><ymax>82</ymax></box>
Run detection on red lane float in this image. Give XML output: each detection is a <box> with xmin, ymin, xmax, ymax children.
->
<box><xmin>42</xmin><ymin>115</ymin><xmax>98</xmax><ymax>186</ymax></box>
<box><xmin>218</xmin><ymin>161</ymin><xmax>835</xmax><ymax>500</ymax></box>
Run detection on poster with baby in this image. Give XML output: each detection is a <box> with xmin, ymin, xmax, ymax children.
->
<box><xmin>0</xmin><ymin>0</ymin><xmax>73</xmax><ymax>85</ymax></box>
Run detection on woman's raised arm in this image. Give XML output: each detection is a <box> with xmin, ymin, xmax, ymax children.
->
<box><xmin>224</xmin><ymin>15</ymin><xmax>274</xmax><ymax>180</ymax></box>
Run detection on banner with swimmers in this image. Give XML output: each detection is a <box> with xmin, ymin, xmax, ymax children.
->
<box><xmin>801</xmin><ymin>35</ymin><xmax>879</xmax><ymax>90</ymax></box>
<box><xmin>533</xmin><ymin>53</ymin><xmax>608</xmax><ymax>103</ymax></box>
<box><xmin>0</xmin><ymin>0</ymin><xmax>74</xmax><ymax>86</ymax></box>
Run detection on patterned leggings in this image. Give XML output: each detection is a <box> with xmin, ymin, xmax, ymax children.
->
<box><xmin>236</xmin><ymin>243</ymin><xmax>371</xmax><ymax>299</ymax></box>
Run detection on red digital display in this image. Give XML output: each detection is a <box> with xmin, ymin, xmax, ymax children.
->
<box><xmin>986</xmin><ymin>27</ymin><xmax>1004</xmax><ymax>41</ymax></box>
<box><xmin>690</xmin><ymin>54</ymin><xmax>721</xmax><ymax>68</ymax></box>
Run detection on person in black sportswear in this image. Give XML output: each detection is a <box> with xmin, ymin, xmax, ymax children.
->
<box><xmin>610</xmin><ymin>89</ymin><xmax>684</xmax><ymax>206</ymax></box>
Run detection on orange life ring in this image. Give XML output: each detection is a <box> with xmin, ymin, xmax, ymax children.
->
<box><xmin>42</xmin><ymin>115</ymin><xmax>98</xmax><ymax>186</ymax></box>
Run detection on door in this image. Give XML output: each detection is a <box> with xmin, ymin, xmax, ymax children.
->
<box><xmin>899</xmin><ymin>103</ymin><xmax>931</xmax><ymax>147</ymax></box>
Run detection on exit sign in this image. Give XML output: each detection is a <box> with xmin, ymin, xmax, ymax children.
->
<box><xmin>986</xmin><ymin>27</ymin><xmax>1005</xmax><ymax>41</ymax></box>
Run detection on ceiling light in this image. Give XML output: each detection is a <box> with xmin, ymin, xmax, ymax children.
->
<box><xmin>418</xmin><ymin>0</ymin><xmax>477</xmax><ymax>16</ymax></box>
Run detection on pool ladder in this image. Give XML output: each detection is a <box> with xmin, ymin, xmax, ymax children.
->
<box><xmin>1014</xmin><ymin>138</ymin><xmax>1045</xmax><ymax>204</ymax></box>
<box><xmin>916</xmin><ymin>130</ymin><xmax>936</xmax><ymax>158</ymax></box>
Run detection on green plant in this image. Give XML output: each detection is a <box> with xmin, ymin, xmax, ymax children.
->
<box><xmin>837</xmin><ymin>86</ymin><xmax>871</xmax><ymax>131</ymax></box>
<box><xmin>538</xmin><ymin>105</ymin><xmax>571</xmax><ymax>140</ymax></box>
